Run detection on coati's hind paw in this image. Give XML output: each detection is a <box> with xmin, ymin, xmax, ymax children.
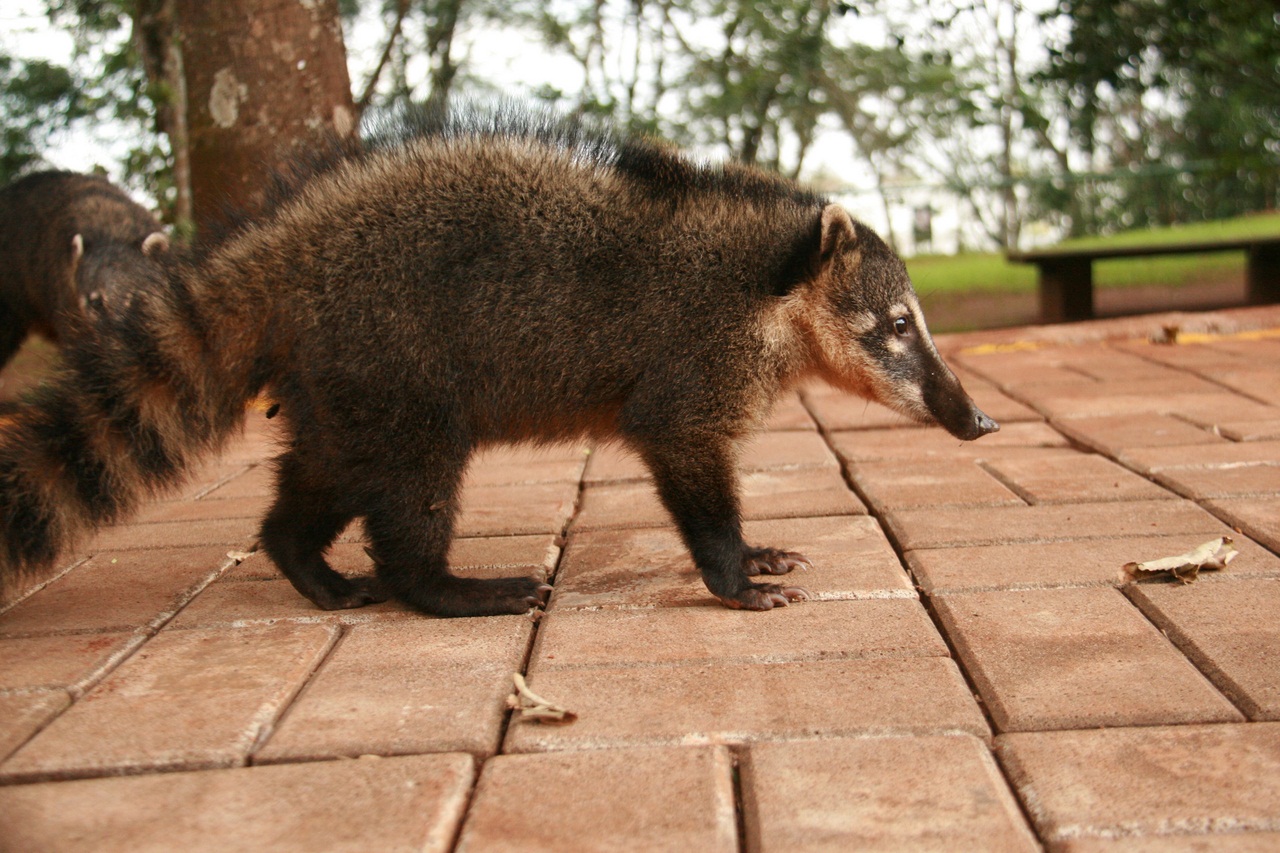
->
<box><xmin>717</xmin><ymin>583</ymin><xmax>811</xmax><ymax>611</ymax></box>
<box><xmin>308</xmin><ymin>575</ymin><xmax>389</xmax><ymax>610</ymax></box>
<box><xmin>743</xmin><ymin>547</ymin><xmax>812</xmax><ymax>576</ymax></box>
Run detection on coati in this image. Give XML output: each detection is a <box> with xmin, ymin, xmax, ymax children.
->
<box><xmin>0</xmin><ymin>170</ymin><xmax>169</xmax><ymax>370</ymax></box>
<box><xmin>0</xmin><ymin>106</ymin><xmax>997</xmax><ymax>616</ymax></box>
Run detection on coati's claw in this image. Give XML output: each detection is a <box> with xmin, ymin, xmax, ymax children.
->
<box><xmin>743</xmin><ymin>547</ymin><xmax>812</xmax><ymax>576</ymax></box>
<box><xmin>718</xmin><ymin>583</ymin><xmax>811</xmax><ymax>611</ymax></box>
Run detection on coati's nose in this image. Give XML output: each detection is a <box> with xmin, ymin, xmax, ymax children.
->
<box><xmin>974</xmin><ymin>411</ymin><xmax>1000</xmax><ymax>436</ymax></box>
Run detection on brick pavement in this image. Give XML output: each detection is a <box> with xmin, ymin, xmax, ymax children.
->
<box><xmin>3</xmin><ymin>306</ymin><xmax>1280</xmax><ymax>850</ymax></box>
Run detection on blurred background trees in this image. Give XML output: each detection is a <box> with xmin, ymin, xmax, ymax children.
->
<box><xmin>1</xmin><ymin>0</ymin><xmax>1276</xmax><ymax>249</ymax></box>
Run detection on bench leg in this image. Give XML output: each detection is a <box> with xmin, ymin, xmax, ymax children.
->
<box><xmin>1247</xmin><ymin>245</ymin><xmax>1280</xmax><ymax>305</ymax></box>
<box><xmin>1039</xmin><ymin>258</ymin><xmax>1093</xmax><ymax>323</ymax></box>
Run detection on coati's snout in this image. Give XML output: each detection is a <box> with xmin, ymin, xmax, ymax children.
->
<box><xmin>796</xmin><ymin>204</ymin><xmax>999</xmax><ymax>443</ymax></box>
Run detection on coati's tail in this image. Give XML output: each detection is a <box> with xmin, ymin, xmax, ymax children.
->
<box><xmin>0</xmin><ymin>270</ymin><xmax>257</xmax><ymax>597</ymax></box>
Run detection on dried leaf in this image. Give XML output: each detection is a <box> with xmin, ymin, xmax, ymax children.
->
<box><xmin>226</xmin><ymin>550</ymin><xmax>257</xmax><ymax>563</ymax></box>
<box><xmin>1122</xmin><ymin>537</ymin><xmax>1238</xmax><ymax>584</ymax></box>
<box><xmin>506</xmin><ymin>672</ymin><xmax>577</xmax><ymax>725</ymax></box>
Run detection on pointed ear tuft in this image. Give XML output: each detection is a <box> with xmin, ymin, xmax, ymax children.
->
<box><xmin>819</xmin><ymin>204</ymin><xmax>856</xmax><ymax>264</ymax></box>
<box><xmin>141</xmin><ymin>231</ymin><xmax>170</xmax><ymax>256</ymax></box>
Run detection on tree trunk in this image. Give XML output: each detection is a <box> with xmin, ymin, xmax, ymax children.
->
<box><xmin>173</xmin><ymin>0</ymin><xmax>355</xmax><ymax>231</ymax></box>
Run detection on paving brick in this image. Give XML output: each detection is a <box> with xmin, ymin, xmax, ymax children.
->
<box><xmin>997</xmin><ymin>723</ymin><xmax>1280</xmax><ymax>844</ymax></box>
<box><xmin>1218</xmin><ymin>418</ymin><xmax>1280</xmax><ymax>442</ymax></box>
<box><xmin>934</xmin><ymin>587</ymin><xmax>1242</xmax><ymax>732</ymax></box>
<box><xmin>1120</xmin><ymin>340</ymin><xmax>1259</xmax><ymax>371</ymax></box>
<box><xmin>884</xmin><ymin>499</ymin><xmax>1230</xmax><ymax>551</ymax></box>
<box><xmin>0</xmin><ymin>753</ymin><xmax>474</xmax><ymax>853</ymax></box>
<box><xmin>766</xmin><ymin>393</ymin><xmax>818</xmax><ymax>430</ymax></box>
<box><xmin>0</xmin><ymin>692</ymin><xmax>69</xmax><ymax>763</ymax></box>
<box><xmin>457</xmin><ymin>481</ymin><xmax>579</xmax><ymax>537</ymax></box>
<box><xmin>1155</xmin><ymin>464</ymin><xmax>1280</xmax><ymax>500</ymax></box>
<box><xmin>982</xmin><ymin>451</ymin><xmax>1175</xmax><ymax>504</ymax></box>
<box><xmin>849</xmin><ymin>458</ymin><xmax>1023</xmax><ymax>510</ymax></box>
<box><xmin>83</xmin><ymin>516</ymin><xmax>260</xmax><ymax>554</ymax></box>
<box><xmin>1197</xmin><ymin>369</ymin><xmax>1280</xmax><ymax>408</ymax></box>
<box><xmin>907</xmin><ymin>533</ymin><xmax>1280</xmax><ymax>594</ymax></box>
<box><xmin>1</xmin><ymin>624</ymin><xmax>338</xmax><ymax>781</ymax></box>
<box><xmin>0</xmin><ymin>633</ymin><xmax>142</xmax><ymax>695</ymax></box>
<box><xmin>168</xmin><ymin>578</ymin><xmax>416</xmax><ymax>628</ymax></box>
<box><xmin>1056</xmin><ymin>833</ymin><xmax>1280</xmax><ymax>852</ymax></box>
<box><xmin>505</xmin><ymin>656</ymin><xmax>987</xmax><ymax>752</ymax></box>
<box><xmin>223</xmin><ymin>536</ymin><xmax>560</xmax><ymax>583</ymax></box>
<box><xmin>1204</xmin><ymin>497</ymin><xmax>1280</xmax><ymax>552</ymax></box>
<box><xmin>1052</xmin><ymin>413</ymin><xmax>1227</xmax><ymax>455</ymax></box>
<box><xmin>133</xmin><ymin>493</ymin><xmax>270</xmax><ymax>524</ymax></box>
<box><xmin>582</xmin><ymin>444</ymin><xmax>649</xmax><ymax>483</ymax></box>
<box><xmin>197</xmin><ymin>463</ymin><xmax>273</xmax><ymax>499</ymax></box>
<box><xmin>463</xmin><ymin>443</ymin><xmax>589</xmax><ymax>488</ymax></box>
<box><xmin>529</xmin><ymin>599</ymin><xmax>946</xmax><ymax>672</ymax></box>
<box><xmin>175</xmin><ymin>461</ymin><xmax>254</xmax><ymax>500</ymax></box>
<box><xmin>256</xmin><ymin>616</ymin><xmax>532</xmax><ymax>761</ymax></box>
<box><xmin>456</xmin><ymin>746</ymin><xmax>736</xmax><ymax>853</ymax></box>
<box><xmin>742</xmin><ymin>735</ymin><xmax>1038</xmax><ymax>852</ymax></box>
<box><xmin>1025</xmin><ymin>391</ymin><xmax>1277</xmax><ymax>424</ymax></box>
<box><xmin>829</xmin><ymin>421</ymin><xmax>1067</xmax><ymax>464</ymax></box>
<box><xmin>0</xmin><ymin>546</ymin><xmax>233</xmax><ymax>637</ymax></box>
<box><xmin>1120</xmin><ymin>440</ymin><xmax>1280</xmax><ymax>474</ymax></box>
<box><xmin>552</xmin><ymin>516</ymin><xmax>913</xmax><ymax>610</ymax></box>
<box><xmin>800</xmin><ymin>391</ymin><xmax>921</xmax><ymax>432</ymax></box>
<box><xmin>1127</xmin><ymin>578</ymin><xmax>1280</xmax><ymax>720</ymax></box>
<box><xmin>574</xmin><ymin>467</ymin><xmax>863</xmax><ymax>531</ymax></box>
<box><xmin>582</xmin><ymin>431</ymin><xmax>837</xmax><ymax>485</ymax></box>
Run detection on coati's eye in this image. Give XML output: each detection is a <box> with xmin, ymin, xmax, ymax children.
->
<box><xmin>893</xmin><ymin>317</ymin><xmax>910</xmax><ymax>336</ymax></box>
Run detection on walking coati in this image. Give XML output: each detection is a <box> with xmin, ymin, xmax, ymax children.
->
<box><xmin>0</xmin><ymin>170</ymin><xmax>169</xmax><ymax>371</ymax></box>
<box><xmin>0</xmin><ymin>107</ymin><xmax>997</xmax><ymax>616</ymax></box>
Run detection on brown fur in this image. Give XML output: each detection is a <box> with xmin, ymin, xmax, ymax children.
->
<box><xmin>0</xmin><ymin>107</ymin><xmax>996</xmax><ymax>615</ymax></box>
<box><xmin>0</xmin><ymin>170</ymin><xmax>168</xmax><ymax>369</ymax></box>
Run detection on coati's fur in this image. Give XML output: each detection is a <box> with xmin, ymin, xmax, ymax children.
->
<box><xmin>0</xmin><ymin>170</ymin><xmax>169</xmax><ymax>370</ymax></box>
<box><xmin>0</xmin><ymin>107</ymin><xmax>997</xmax><ymax>615</ymax></box>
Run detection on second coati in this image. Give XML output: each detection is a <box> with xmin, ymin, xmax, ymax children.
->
<box><xmin>0</xmin><ymin>107</ymin><xmax>997</xmax><ymax>616</ymax></box>
<box><xmin>0</xmin><ymin>170</ymin><xmax>169</xmax><ymax>370</ymax></box>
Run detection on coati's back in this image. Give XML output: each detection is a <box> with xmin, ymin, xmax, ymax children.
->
<box><xmin>232</xmin><ymin>114</ymin><xmax>826</xmax><ymax>445</ymax></box>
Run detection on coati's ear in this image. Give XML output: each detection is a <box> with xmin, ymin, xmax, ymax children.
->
<box><xmin>141</xmin><ymin>232</ymin><xmax>169</xmax><ymax>256</ymax></box>
<box><xmin>819</xmin><ymin>204</ymin><xmax>856</xmax><ymax>265</ymax></box>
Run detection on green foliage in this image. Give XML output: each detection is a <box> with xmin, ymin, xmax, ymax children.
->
<box><xmin>1044</xmin><ymin>0</ymin><xmax>1280</xmax><ymax>230</ymax></box>
<box><xmin>0</xmin><ymin>53</ymin><xmax>81</xmax><ymax>183</ymax></box>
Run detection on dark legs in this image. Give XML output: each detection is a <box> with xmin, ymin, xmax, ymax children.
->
<box><xmin>258</xmin><ymin>450</ymin><xmax>384</xmax><ymax>610</ymax></box>
<box><xmin>260</xmin><ymin>442</ymin><xmax>549</xmax><ymax>617</ymax></box>
<box><xmin>637</xmin><ymin>440</ymin><xmax>809</xmax><ymax>610</ymax></box>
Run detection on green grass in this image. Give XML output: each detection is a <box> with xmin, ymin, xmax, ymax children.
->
<box><xmin>906</xmin><ymin>210</ymin><xmax>1280</xmax><ymax>296</ymax></box>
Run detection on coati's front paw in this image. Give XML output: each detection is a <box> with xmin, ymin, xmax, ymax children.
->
<box><xmin>407</xmin><ymin>575</ymin><xmax>553</xmax><ymax>617</ymax></box>
<box><xmin>743</xmin><ymin>547</ymin><xmax>812</xmax><ymax>576</ymax></box>
<box><xmin>717</xmin><ymin>583</ymin><xmax>811</xmax><ymax>611</ymax></box>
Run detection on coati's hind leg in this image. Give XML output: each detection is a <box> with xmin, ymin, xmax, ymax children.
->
<box><xmin>362</xmin><ymin>456</ymin><xmax>551</xmax><ymax>618</ymax></box>
<box><xmin>634</xmin><ymin>438</ymin><xmax>810</xmax><ymax>610</ymax></box>
<box><xmin>259</xmin><ymin>450</ymin><xmax>387</xmax><ymax>610</ymax></box>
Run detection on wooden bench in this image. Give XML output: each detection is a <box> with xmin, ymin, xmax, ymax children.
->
<box><xmin>1007</xmin><ymin>236</ymin><xmax>1280</xmax><ymax>323</ymax></box>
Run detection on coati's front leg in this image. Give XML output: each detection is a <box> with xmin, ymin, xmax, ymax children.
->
<box><xmin>637</xmin><ymin>441</ymin><xmax>810</xmax><ymax>610</ymax></box>
<box><xmin>361</xmin><ymin>455</ymin><xmax>552</xmax><ymax>617</ymax></box>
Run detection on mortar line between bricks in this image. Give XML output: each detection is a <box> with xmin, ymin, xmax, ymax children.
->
<box><xmin>246</xmin><ymin>622</ymin><xmax>348</xmax><ymax>764</ymax></box>
<box><xmin>728</xmin><ymin>744</ymin><xmax>751</xmax><ymax>853</ymax></box>
<box><xmin>804</xmin><ymin>392</ymin><xmax>1056</xmax><ymax>849</ymax></box>
<box><xmin>801</xmin><ymin>394</ymin><xmax>1004</xmax><ymax>738</ymax></box>
<box><xmin>489</xmin><ymin>449</ymin><xmax>587</xmax><ymax>760</ymax></box>
<box><xmin>0</xmin><ymin>552</ymin><xmax>243</xmax><ymax>781</ymax></box>
<box><xmin>1117</xmin><ymin>584</ymin><xmax>1259</xmax><ymax>722</ymax></box>
<box><xmin>1124</xmin><ymin>339</ymin><xmax>1280</xmax><ymax>409</ymax></box>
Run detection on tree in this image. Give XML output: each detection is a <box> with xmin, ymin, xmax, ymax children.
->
<box><xmin>1044</xmin><ymin>0</ymin><xmax>1280</xmax><ymax>228</ymax></box>
<box><xmin>161</xmin><ymin>0</ymin><xmax>356</xmax><ymax>230</ymax></box>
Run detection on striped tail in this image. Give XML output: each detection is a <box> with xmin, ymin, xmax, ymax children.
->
<box><xmin>0</xmin><ymin>266</ymin><xmax>259</xmax><ymax>599</ymax></box>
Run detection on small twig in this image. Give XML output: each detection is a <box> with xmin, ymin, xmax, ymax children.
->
<box><xmin>506</xmin><ymin>672</ymin><xmax>578</xmax><ymax>725</ymax></box>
